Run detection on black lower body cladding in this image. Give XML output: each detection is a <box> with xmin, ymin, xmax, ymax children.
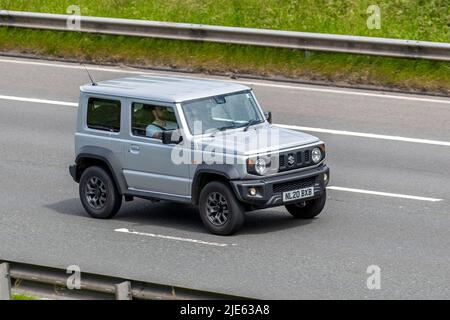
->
<box><xmin>69</xmin><ymin>164</ymin><xmax>77</xmax><ymax>181</ymax></box>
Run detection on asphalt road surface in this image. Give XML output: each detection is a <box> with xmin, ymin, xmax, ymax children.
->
<box><xmin>0</xmin><ymin>56</ymin><xmax>449</xmax><ymax>299</ymax></box>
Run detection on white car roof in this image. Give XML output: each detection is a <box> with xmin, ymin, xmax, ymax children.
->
<box><xmin>80</xmin><ymin>75</ymin><xmax>251</xmax><ymax>103</ymax></box>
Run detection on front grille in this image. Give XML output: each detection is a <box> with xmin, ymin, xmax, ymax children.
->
<box><xmin>279</xmin><ymin>147</ymin><xmax>319</xmax><ymax>172</ymax></box>
<box><xmin>273</xmin><ymin>177</ymin><xmax>316</xmax><ymax>193</ymax></box>
<box><xmin>304</xmin><ymin>150</ymin><xmax>310</xmax><ymax>163</ymax></box>
<box><xmin>296</xmin><ymin>151</ymin><xmax>302</xmax><ymax>165</ymax></box>
<box><xmin>279</xmin><ymin>155</ymin><xmax>285</xmax><ymax>167</ymax></box>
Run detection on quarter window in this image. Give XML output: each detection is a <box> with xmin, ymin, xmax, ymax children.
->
<box><xmin>87</xmin><ymin>98</ymin><xmax>121</xmax><ymax>132</ymax></box>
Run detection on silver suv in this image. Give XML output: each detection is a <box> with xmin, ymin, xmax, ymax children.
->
<box><xmin>70</xmin><ymin>76</ymin><xmax>330</xmax><ymax>235</ymax></box>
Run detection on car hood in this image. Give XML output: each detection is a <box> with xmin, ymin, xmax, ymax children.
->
<box><xmin>192</xmin><ymin>124</ymin><xmax>321</xmax><ymax>156</ymax></box>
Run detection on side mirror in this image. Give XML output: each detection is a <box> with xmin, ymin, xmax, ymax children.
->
<box><xmin>162</xmin><ymin>130</ymin><xmax>183</xmax><ymax>145</ymax></box>
<box><xmin>264</xmin><ymin>111</ymin><xmax>272</xmax><ymax>124</ymax></box>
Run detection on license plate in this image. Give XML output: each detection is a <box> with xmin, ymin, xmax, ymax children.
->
<box><xmin>283</xmin><ymin>187</ymin><xmax>314</xmax><ymax>202</ymax></box>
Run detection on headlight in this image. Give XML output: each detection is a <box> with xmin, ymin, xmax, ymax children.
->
<box><xmin>247</xmin><ymin>154</ymin><xmax>279</xmax><ymax>176</ymax></box>
<box><xmin>312</xmin><ymin>147</ymin><xmax>322</xmax><ymax>163</ymax></box>
<box><xmin>255</xmin><ymin>158</ymin><xmax>267</xmax><ymax>175</ymax></box>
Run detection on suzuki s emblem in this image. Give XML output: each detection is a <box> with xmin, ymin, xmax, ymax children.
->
<box><xmin>287</xmin><ymin>154</ymin><xmax>295</xmax><ymax>166</ymax></box>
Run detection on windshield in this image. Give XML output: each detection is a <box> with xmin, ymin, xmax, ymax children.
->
<box><xmin>181</xmin><ymin>91</ymin><xmax>264</xmax><ymax>135</ymax></box>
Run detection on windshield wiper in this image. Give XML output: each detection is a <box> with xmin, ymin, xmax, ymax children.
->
<box><xmin>209</xmin><ymin>124</ymin><xmax>237</xmax><ymax>137</ymax></box>
<box><xmin>243</xmin><ymin>119</ymin><xmax>262</xmax><ymax>132</ymax></box>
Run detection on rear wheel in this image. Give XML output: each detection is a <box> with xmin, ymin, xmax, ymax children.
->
<box><xmin>285</xmin><ymin>191</ymin><xmax>326</xmax><ymax>219</ymax></box>
<box><xmin>79</xmin><ymin>166</ymin><xmax>122</xmax><ymax>219</ymax></box>
<box><xmin>199</xmin><ymin>181</ymin><xmax>245</xmax><ymax>235</ymax></box>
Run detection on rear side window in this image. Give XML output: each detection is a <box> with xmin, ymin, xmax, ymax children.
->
<box><xmin>87</xmin><ymin>98</ymin><xmax>121</xmax><ymax>132</ymax></box>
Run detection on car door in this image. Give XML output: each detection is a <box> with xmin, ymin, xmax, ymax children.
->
<box><xmin>122</xmin><ymin>99</ymin><xmax>191</xmax><ymax>199</ymax></box>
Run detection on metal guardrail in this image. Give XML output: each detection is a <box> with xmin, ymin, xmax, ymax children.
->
<box><xmin>0</xmin><ymin>261</ymin><xmax>246</xmax><ymax>300</ymax></box>
<box><xmin>0</xmin><ymin>10</ymin><xmax>449</xmax><ymax>61</ymax></box>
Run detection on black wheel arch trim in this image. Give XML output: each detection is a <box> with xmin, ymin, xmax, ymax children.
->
<box><xmin>191</xmin><ymin>164</ymin><xmax>241</xmax><ymax>205</ymax></box>
<box><xmin>72</xmin><ymin>146</ymin><xmax>127</xmax><ymax>195</ymax></box>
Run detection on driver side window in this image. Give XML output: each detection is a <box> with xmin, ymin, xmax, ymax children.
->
<box><xmin>131</xmin><ymin>103</ymin><xmax>179</xmax><ymax>139</ymax></box>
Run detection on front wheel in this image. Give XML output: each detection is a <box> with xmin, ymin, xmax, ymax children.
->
<box><xmin>79</xmin><ymin>166</ymin><xmax>122</xmax><ymax>219</ymax></box>
<box><xmin>285</xmin><ymin>191</ymin><xmax>326</xmax><ymax>219</ymax></box>
<box><xmin>199</xmin><ymin>181</ymin><xmax>245</xmax><ymax>236</ymax></box>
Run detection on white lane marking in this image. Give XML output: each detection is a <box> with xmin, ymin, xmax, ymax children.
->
<box><xmin>1</xmin><ymin>57</ymin><xmax>449</xmax><ymax>105</ymax></box>
<box><xmin>1</xmin><ymin>94</ymin><xmax>450</xmax><ymax>147</ymax></box>
<box><xmin>241</xmin><ymin>80</ymin><xmax>450</xmax><ymax>105</ymax></box>
<box><xmin>0</xmin><ymin>94</ymin><xmax>78</xmax><ymax>107</ymax></box>
<box><xmin>276</xmin><ymin>124</ymin><xmax>450</xmax><ymax>147</ymax></box>
<box><xmin>327</xmin><ymin>186</ymin><xmax>443</xmax><ymax>202</ymax></box>
<box><xmin>0</xmin><ymin>57</ymin><xmax>154</xmax><ymax>75</ymax></box>
<box><xmin>114</xmin><ymin>228</ymin><xmax>233</xmax><ymax>247</ymax></box>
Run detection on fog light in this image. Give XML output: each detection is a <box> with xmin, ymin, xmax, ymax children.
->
<box><xmin>248</xmin><ymin>187</ymin><xmax>257</xmax><ymax>196</ymax></box>
<box><xmin>324</xmin><ymin>173</ymin><xmax>328</xmax><ymax>182</ymax></box>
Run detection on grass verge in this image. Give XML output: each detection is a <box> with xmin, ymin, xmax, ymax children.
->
<box><xmin>1</xmin><ymin>0</ymin><xmax>448</xmax><ymax>42</ymax></box>
<box><xmin>0</xmin><ymin>0</ymin><xmax>449</xmax><ymax>94</ymax></box>
<box><xmin>0</xmin><ymin>28</ymin><xmax>449</xmax><ymax>94</ymax></box>
<box><xmin>12</xmin><ymin>293</ymin><xmax>36</xmax><ymax>300</ymax></box>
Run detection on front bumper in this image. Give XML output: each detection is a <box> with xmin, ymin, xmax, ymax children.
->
<box><xmin>231</xmin><ymin>164</ymin><xmax>329</xmax><ymax>208</ymax></box>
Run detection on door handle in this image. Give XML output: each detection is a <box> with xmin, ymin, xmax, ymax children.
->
<box><xmin>129</xmin><ymin>145</ymin><xmax>140</xmax><ymax>154</ymax></box>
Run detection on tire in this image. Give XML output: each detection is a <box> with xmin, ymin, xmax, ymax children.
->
<box><xmin>285</xmin><ymin>191</ymin><xmax>326</xmax><ymax>219</ymax></box>
<box><xmin>79</xmin><ymin>166</ymin><xmax>122</xmax><ymax>219</ymax></box>
<box><xmin>198</xmin><ymin>181</ymin><xmax>245</xmax><ymax>236</ymax></box>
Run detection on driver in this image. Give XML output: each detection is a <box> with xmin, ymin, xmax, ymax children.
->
<box><xmin>146</xmin><ymin>106</ymin><xmax>178</xmax><ymax>139</ymax></box>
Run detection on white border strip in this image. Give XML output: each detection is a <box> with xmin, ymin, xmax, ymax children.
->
<box><xmin>327</xmin><ymin>186</ymin><xmax>443</xmax><ymax>202</ymax></box>
<box><xmin>240</xmin><ymin>80</ymin><xmax>450</xmax><ymax>105</ymax></box>
<box><xmin>277</xmin><ymin>124</ymin><xmax>450</xmax><ymax>147</ymax></box>
<box><xmin>0</xmin><ymin>57</ymin><xmax>151</xmax><ymax>75</ymax></box>
<box><xmin>114</xmin><ymin>228</ymin><xmax>233</xmax><ymax>247</ymax></box>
